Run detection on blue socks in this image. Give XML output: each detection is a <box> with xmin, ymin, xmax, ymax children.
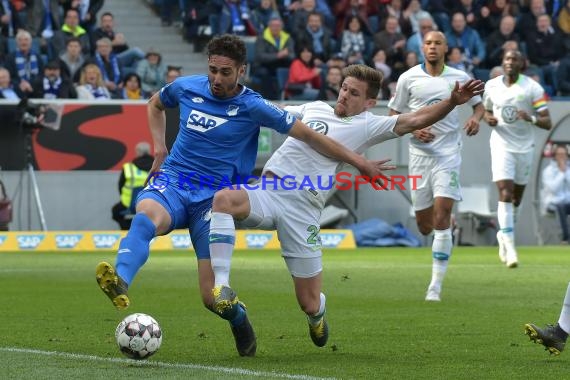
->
<box><xmin>116</xmin><ymin>213</ymin><xmax>156</xmax><ymax>285</ymax></box>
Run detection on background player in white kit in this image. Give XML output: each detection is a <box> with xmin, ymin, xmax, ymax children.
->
<box><xmin>388</xmin><ymin>31</ymin><xmax>485</xmax><ymax>302</ymax></box>
<box><xmin>208</xmin><ymin>64</ymin><xmax>484</xmax><ymax>348</ymax></box>
<box><xmin>483</xmin><ymin>49</ymin><xmax>551</xmax><ymax>268</ymax></box>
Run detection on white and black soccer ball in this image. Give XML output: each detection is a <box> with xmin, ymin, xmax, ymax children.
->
<box><xmin>115</xmin><ymin>313</ymin><xmax>162</xmax><ymax>360</ymax></box>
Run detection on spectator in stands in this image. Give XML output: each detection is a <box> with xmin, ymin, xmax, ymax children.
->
<box><xmin>250</xmin><ymin>0</ymin><xmax>280</xmax><ymax>34</ymax></box>
<box><xmin>111</xmin><ymin>141</ymin><xmax>153</xmax><ymax>230</ymax></box>
<box><xmin>136</xmin><ymin>48</ymin><xmax>167</xmax><ymax>96</ymax></box>
<box><xmin>90</xmin><ymin>37</ymin><xmax>122</xmax><ymax>97</ymax></box>
<box><xmin>218</xmin><ymin>0</ymin><xmax>254</xmax><ymax>36</ymax></box>
<box><xmin>285</xmin><ymin>44</ymin><xmax>321</xmax><ymax>100</ymax></box>
<box><xmin>58</xmin><ymin>37</ymin><xmax>85</xmax><ymax>83</ymax></box>
<box><xmin>31</xmin><ymin>60</ymin><xmax>77</xmax><ymax>99</ymax></box>
<box><xmin>339</xmin><ymin>15</ymin><xmax>367</xmax><ymax>65</ymax></box>
<box><xmin>382</xmin><ymin>0</ymin><xmax>413</xmax><ymax>37</ymax></box>
<box><xmin>489</xmin><ymin>65</ymin><xmax>504</xmax><ymax>79</ymax></box>
<box><xmin>0</xmin><ymin>66</ymin><xmax>22</xmax><ymax>99</ymax></box>
<box><xmin>0</xmin><ymin>0</ymin><xmax>20</xmax><ymax>37</ymax></box>
<box><xmin>296</xmin><ymin>11</ymin><xmax>334</xmax><ymax>66</ymax></box>
<box><xmin>390</xmin><ymin>50</ymin><xmax>418</xmax><ymax>85</ymax></box>
<box><xmin>445</xmin><ymin>12</ymin><xmax>486</xmax><ymax>69</ymax></box>
<box><xmin>559</xmin><ymin>0</ymin><xmax>570</xmax><ymax>35</ymax></box>
<box><xmin>61</xmin><ymin>0</ymin><xmax>104</xmax><ymax>32</ymax></box>
<box><xmin>478</xmin><ymin>0</ymin><xmax>519</xmax><ymax>38</ymax></box>
<box><xmin>119</xmin><ymin>73</ymin><xmax>148</xmax><ymax>100</ymax></box>
<box><xmin>9</xmin><ymin>0</ymin><xmax>28</xmax><ymax>31</ymax></box>
<box><xmin>452</xmin><ymin>0</ymin><xmax>482</xmax><ymax>29</ymax></box>
<box><xmin>446</xmin><ymin>46</ymin><xmax>473</xmax><ymax>77</ymax></box>
<box><xmin>405</xmin><ymin>0</ymin><xmax>434</xmax><ymax>35</ymax></box>
<box><xmin>252</xmin><ymin>15</ymin><xmax>294</xmax><ymax>99</ymax></box>
<box><xmin>289</xmin><ymin>0</ymin><xmax>317</xmax><ymax>38</ymax></box>
<box><xmin>75</xmin><ymin>62</ymin><xmax>111</xmax><ymax>100</ymax></box>
<box><xmin>333</xmin><ymin>0</ymin><xmax>374</xmax><ymax>37</ymax></box>
<box><xmin>4</xmin><ymin>29</ymin><xmax>43</xmax><ymax>96</ymax></box>
<box><xmin>485</xmin><ymin>15</ymin><xmax>520</xmax><ymax>69</ymax></box>
<box><xmin>558</xmin><ymin>52</ymin><xmax>570</xmax><ymax>96</ymax></box>
<box><xmin>373</xmin><ymin>15</ymin><xmax>407</xmax><ymax>70</ymax></box>
<box><xmin>369</xmin><ymin>48</ymin><xmax>392</xmax><ymax>99</ymax></box>
<box><xmin>425</xmin><ymin>0</ymin><xmax>451</xmax><ymax>34</ymax></box>
<box><xmin>405</xmin><ymin>14</ymin><xmax>435</xmax><ymax>63</ymax></box>
<box><xmin>516</xmin><ymin>0</ymin><xmax>545</xmax><ymax>34</ymax></box>
<box><xmin>50</xmin><ymin>8</ymin><xmax>91</xmax><ymax>57</ymax></box>
<box><xmin>325</xmin><ymin>51</ymin><xmax>347</xmax><ymax>68</ymax></box>
<box><xmin>541</xmin><ymin>144</ymin><xmax>570</xmax><ymax>244</ymax></box>
<box><xmin>90</xmin><ymin>12</ymin><xmax>145</xmax><ymax>72</ymax></box>
<box><xmin>27</xmin><ymin>0</ymin><xmax>61</xmax><ymax>38</ymax></box>
<box><xmin>317</xmin><ymin>64</ymin><xmax>341</xmax><ymax>101</ymax></box>
<box><xmin>165</xmin><ymin>65</ymin><xmax>182</xmax><ymax>83</ymax></box>
<box><xmin>526</xmin><ymin>13</ymin><xmax>565</xmax><ymax>94</ymax></box>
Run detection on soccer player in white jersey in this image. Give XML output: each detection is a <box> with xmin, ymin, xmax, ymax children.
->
<box><xmin>483</xmin><ymin>49</ymin><xmax>552</xmax><ymax>268</ymax></box>
<box><xmin>208</xmin><ymin>64</ymin><xmax>484</xmax><ymax>348</ymax></box>
<box><xmin>387</xmin><ymin>31</ymin><xmax>485</xmax><ymax>302</ymax></box>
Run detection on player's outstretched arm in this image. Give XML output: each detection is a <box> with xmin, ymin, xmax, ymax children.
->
<box><xmin>288</xmin><ymin>120</ymin><xmax>395</xmax><ymax>178</ymax></box>
<box><xmin>393</xmin><ymin>79</ymin><xmax>484</xmax><ymax>136</ymax></box>
<box><xmin>146</xmin><ymin>93</ymin><xmax>169</xmax><ymax>183</ymax></box>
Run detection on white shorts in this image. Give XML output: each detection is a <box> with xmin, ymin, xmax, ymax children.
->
<box><xmin>409</xmin><ymin>152</ymin><xmax>462</xmax><ymax>211</ymax></box>
<box><xmin>240</xmin><ymin>187</ymin><xmax>323</xmax><ymax>277</ymax></box>
<box><xmin>491</xmin><ymin>148</ymin><xmax>533</xmax><ymax>185</ymax></box>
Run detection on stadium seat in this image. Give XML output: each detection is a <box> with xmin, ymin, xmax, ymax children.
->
<box><xmin>457</xmin><ymin>186</ymin><xmax>497</xmax><ymax>243</ymax></box>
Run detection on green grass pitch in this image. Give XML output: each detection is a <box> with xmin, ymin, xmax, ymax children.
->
<box><xmin>1</xmin><ymin>246</ymin><xmax>569</xmax><ymax>379</ymax></box>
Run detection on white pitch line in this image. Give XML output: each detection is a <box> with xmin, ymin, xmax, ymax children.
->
<box><xmin>0</xmin><ymin>347</ymin><xmax>336</xmax><ymax>380</ymax></box>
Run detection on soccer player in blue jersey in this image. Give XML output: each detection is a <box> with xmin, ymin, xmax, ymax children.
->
<box><xmin>95</xmin><ymin>34</ymin><xmax>388</xmax><ymax>357</ymax></box>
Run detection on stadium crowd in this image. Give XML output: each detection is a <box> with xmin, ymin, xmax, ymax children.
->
<box><xmin>175</xmin><ymin>0</ymin><xmax>570</xmax><ymax>100</ymax></box>
<box><xmin>0</xmin><ymin>0</ymin><xmax>183</xmax><ymax>100</ymax></box>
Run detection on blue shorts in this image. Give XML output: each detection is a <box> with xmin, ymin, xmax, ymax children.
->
<box><xmin>137</xmin><ymin>173</ymin><xmax>216</xmax><ymax>260</ymax></box>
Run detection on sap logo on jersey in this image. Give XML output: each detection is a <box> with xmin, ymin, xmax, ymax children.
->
<box><xmin>171</xmin><ymin>234</ymin><xmax>193</xmax><ymax>249</ymax></box>
<box><xmin>93</xmin><ymin>234</ymin><xmax>121</xmax><ymax>249</ymax></box>
<box><xmin>17</xmin><ymin>234</ymin><xmax>45</xmax><ymax>249</ymax></box>
<box><xmin>55</xmin><ymin>234</ymin><xmax>83</xmax><ymax>249</ymax></box>
<box><xmin>245</xmin><ymin>233</ymin><xmax>273</xmax><ymax>248</ymax></box>
<box><xmin>320</xmin><ymin>233</ymin><xmax>345</xmax><ymax>248</ymax></box>
<box><xmin>187</xmin><ymin>110</ymin><xmax>228</xmax><ymax>132</ymax></box>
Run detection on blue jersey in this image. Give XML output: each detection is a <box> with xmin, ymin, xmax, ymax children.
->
<box><xmin>159</xmin><ymin>75</ymin><xmax>295</xmax><ymax>185</ymax></box>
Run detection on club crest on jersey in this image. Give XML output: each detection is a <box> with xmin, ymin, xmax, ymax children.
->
<box><xmin>192</xmin><ymin>97</ymin><xmax>204</xmax><ymax>103</ymax></box>
<box><xmin>306</xmin><ymin>120</ymin><xmax>329</xmax><ymax>135</ymax></box>
<box><xmin>501</xmin><ymin>105</ymin><xmax>518</xmax><ymax>124</ymax></box>
<box><xmin>187</xmin><ymin>109</ymin><xmax>229</xmax><ymax>132</ymax></box>
<box><xmin>226</xmin><ymin>105</ymin><xmax>239</xmax><ymax>116</ymax></box>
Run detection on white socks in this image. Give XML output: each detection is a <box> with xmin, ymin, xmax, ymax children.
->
<box><xmin>209</xmin><ymin>212</ymin><xmax>236</xmax><ymax>287</ymax></box>
<box><xmin>558</xmin><ymin>282</ymin><xmax>570</xmax><ymax>334</ymax></box>
<box><xmin>497</xmin><ymin>201</ymin><xmax>514</xmax><ymax>242</ymax></box>
<box><xmin>429</xmin><ymin>228</ymin><xmax>452</xmax><ymax>290</ymax></box>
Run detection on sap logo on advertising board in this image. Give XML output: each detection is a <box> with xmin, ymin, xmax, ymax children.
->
<box><xmin>55</xmin><ymin>234</ymin><xmax>83</xmax><ymax>249</ymax></box>
<box><xmin>171</xmin><ymin>234</ymin><xmax>193</xmax><ymax>249</ymax></box>
<box><xmin>17</xmin><ymin>234</ymin><xmax>45</xmax><ymax>249</ymax></box>
<box><xmin>245</xmin><ymin>233</ymin><xmax>273</xmax><ymax>249</ymax></box>
<box><xmin>320</xmin><ymin>233</ymin><xmax>345</xmax><ymax>248</ymax></box>
<box><xmin>0</xmin><ymin>235</ymin><xmax>6</xmax><ymax>246</ymax></box>
<box><xmin>93</xmin><ymin>234</ymin><xmax>121</xmax><ymax>249</ymax></box>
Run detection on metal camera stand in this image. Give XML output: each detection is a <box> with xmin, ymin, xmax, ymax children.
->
<box><xmin>13</xmin><ymin>124</ymin><xmax>47</xmax><ymax>231</ymax></box>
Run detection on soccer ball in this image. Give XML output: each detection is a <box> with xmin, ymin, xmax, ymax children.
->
<box><xmin>115</xmin><ymin>313</ymin><xmax>162</xmax><ymax>359</ymax></box>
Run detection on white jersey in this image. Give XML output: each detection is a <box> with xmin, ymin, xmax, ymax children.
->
<box><xmin>264</xmin><ymin>101</ymin><xmax>399</xmax><ymax>208</ymax></box>
<box><xmin>387</xmin><ymin>64</ymin><xmax>481</xmax><ymax>156</ymax></box>
<box><xmin>483</xmin><ymin>74</ymin><xmax>548</xmax><ymax>153</ymax></box>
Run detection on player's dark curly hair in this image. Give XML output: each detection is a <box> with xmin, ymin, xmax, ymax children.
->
<box><xmin>207</xmin><ymin>34</ymin><xmax>247</xmax><ymax>66</ymax></box>
<box><xmin>342</xmin><ymin>64</ymin><xmax>383</xmax><ymax>100</ymax></box>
